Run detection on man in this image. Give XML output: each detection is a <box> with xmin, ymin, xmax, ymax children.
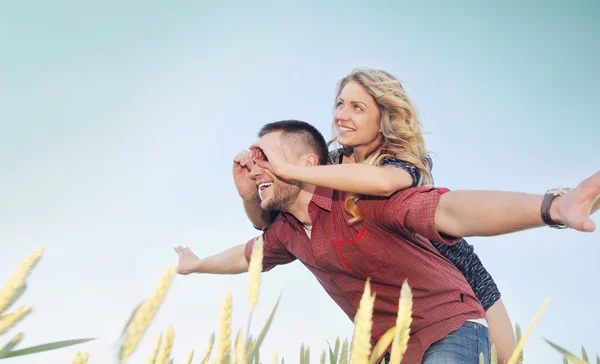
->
<box><xmin>174</xmin><ymin>120</ymin><xmax>599</xmax><ymax>363</ymax></box>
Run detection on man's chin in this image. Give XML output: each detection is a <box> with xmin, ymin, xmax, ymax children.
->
<box><xmin>260</xmin><ymin>199</ymin><xmax>272</xmax><ymax>211</ymax></box>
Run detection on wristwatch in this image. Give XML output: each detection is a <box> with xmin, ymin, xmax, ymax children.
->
<box><xmin>541</xmin><ymin>188</ymin><xmax>571</xmax><ymax>229</ymax></box>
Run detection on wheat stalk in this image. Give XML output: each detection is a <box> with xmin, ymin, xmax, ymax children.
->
<box><xmin>185</xmin><ymin>349</ymin><xmax>195</xmax><ymax>364</ymax></box>
<box><xmin>147</xmin><ymin>333</ymin><xmax>162</xmax><ymax>364</ymax></box>
<box><xmin>273</xmin><ymin>348</ymin><xmax>278</xmax><ymax>364</ymax></box>
<box><xmin>350</xmin><ymin>279</ymin><xmax>375</xmax><ymax>364</ymax></box>
<box><xmin>235</xmin><ymin>329</ymin><xmax>246</xmax><ymax>364</ymax></box>
<box><xmin>248</xmin><ymin>235</ymin><xmax>264</xmax><ymax>312</ymax></box>
<box><xmin>491</xmin><ymin>344</ymin><xmax>497</xmax><ymax>364</ymax></box>
<box><xmin>201</xmin><ymin>333</ymin><xmax>216</xmax><ymax>364</ymax></box>
<box><xmin>0</xmin><ymin>305</ymin><xmax>34</xmax><ymax>335</ymax></box>
<box><xmin>339</xmin><ymin>339</ymin><xmax>349</xmax><ymax>364</ymax></box>
<box><xmin>155</xmin><ymin>326</ymin><xmax>175</xmax><ymax>364</ymax></box>
<box><xmin>506</xmin><ymin>297</ymin><xmax>551</xmax><ymax>364</ymax></box>
<box><xmin>515</xmin><ymin>323</ymin><xmax>522</xmax><ymax>362</ymax></box>
<box><xmin>388</xmin><ymin>281</ymin><xmax>413</xmax><ymax>364</ymax></box>
<box><xmin>71</xmin><ymin>351</ymin><xmax>90</xmax><ymax>364</ymax></box>
<box><xmin>213</xmin><ymin>291</ymin><xmax>233</xmax><ymax>364</ymax></box>
<box><xmin>120</xmin><ymin>266</ymin><xmax>177</xmax><ymax>359</ymax></box>
<box><xmin>0</xmin><ymin>248</ymin><xmax>43</xmax><ymax>315</ymax></box>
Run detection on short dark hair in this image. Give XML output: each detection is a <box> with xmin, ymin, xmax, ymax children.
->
<box><xmin>258</xmin><ymin>120</ymin><xmax>329</xmax><ymax>165</ymax></box>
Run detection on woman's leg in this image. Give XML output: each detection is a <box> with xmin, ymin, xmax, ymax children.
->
<box><xmin>486</xmin><ymin>299</ymin><xmax>518</xmax><ymax>363</ymax></box>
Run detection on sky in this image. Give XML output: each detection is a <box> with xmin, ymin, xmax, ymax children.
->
<box><xmin>0</xmin><ymin>0</ymin><xmax>598</xmax><ymax>363</ymax></box>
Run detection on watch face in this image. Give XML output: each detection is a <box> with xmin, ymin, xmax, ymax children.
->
<box><xmin>546</xmin><ymin>188</ymin><xmax>570</xmax><ymax>195</ymax></box>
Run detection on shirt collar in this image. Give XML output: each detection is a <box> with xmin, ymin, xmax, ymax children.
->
<box><xmin>310</xmin><ymin>185</ymin><xmax>333</xmax><ymax>212</ymax></box>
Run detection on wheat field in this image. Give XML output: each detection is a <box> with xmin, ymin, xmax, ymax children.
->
<box><xmin>0</xmin><ymin>244</ymin><xmax>596</xmax><ymax>363</ymax></box>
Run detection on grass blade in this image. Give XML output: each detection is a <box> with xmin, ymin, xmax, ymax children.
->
<box><xmin>248</xmin><ymin>291</ymin><xmax>282</xmax><ymax>359</ymax></box>
<box><xmin>0</xmin><ymin>333</ymin><xmax>24</xmax><ymax>358</ymax></box>
<box><xmin>0</xmin><ymin>338</ymin><xmax>95</xmax><ymax>359</ymax></box>
<box><xmin>543</xmin><ymin>339</ymin><xmax>587</xmax><ymax>364</ymax></box>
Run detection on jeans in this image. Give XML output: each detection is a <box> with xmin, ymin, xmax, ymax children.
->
<box><xmin>381</xmin><ymin>321</ymin><xmax>490</xmax><ymax>363</ymax></box>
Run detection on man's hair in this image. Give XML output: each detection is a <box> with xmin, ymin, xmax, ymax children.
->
<box><xmin>258</xmin><ymin>120</ymin><xmax>329</xmax><ymax>165</ymax></box>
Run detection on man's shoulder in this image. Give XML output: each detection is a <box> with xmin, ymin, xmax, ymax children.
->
<box><xmin>263</xmin><ymin>211</ymin><xmax>298</xmax><ymax>240</ymax></box>
<box><xmin>356</xmin><ymin>186</ymin><xmax>443</xmax><ymax>214</ymax></box>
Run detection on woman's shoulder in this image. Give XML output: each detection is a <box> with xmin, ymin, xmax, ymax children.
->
<box><xmin>327</xmin><ymin>147</ymin><xmax>347</xmax><ymax>164</ymax></box>
<box><xmin>380</xmin><ymin>154</ymin><xmax>433</xmax><ymax>171</ymax></box>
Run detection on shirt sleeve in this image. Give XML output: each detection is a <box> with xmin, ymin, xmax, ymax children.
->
<box><xmin>375</xmin><ymin>186</ymin><xmax>461</xmax><ymax>245</ymax></box>
<box><xmin>244</xmin><ymin>219</ymin><xmax>297</xmax><ymax>272</ymax></box>
<box><xmin>379</xmin><ymin>155</ymin><xmax>434</xmax><ymax>187</ymax></box>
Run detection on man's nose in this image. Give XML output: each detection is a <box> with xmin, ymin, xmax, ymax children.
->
<box><xmin>249</xmin><ymin>162</ymin><xmax>263</xmax><ymax>179</ymax></box>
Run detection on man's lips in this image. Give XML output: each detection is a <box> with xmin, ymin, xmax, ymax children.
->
<box><xmin>258</xmin><ymin>182</ymin><xmax>273</xmax><ymax>191</ymax></box>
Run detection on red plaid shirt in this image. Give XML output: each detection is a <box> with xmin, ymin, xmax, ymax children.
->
<box><xmin>244</xmin><ymin>186</ymin><xmax>485</xmax><ymax>363</ymax></box>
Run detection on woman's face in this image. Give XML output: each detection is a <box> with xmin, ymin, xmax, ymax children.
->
<box><xmin>334</xmin><ymin>80</ymin><xmax>382</xmax><ymax>149</ymax></box>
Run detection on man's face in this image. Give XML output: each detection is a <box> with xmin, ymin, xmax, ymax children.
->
<box><xmin>250</xmin><ymin>131</ymin><xmax>303</xmax><ymax>212</ymax></box>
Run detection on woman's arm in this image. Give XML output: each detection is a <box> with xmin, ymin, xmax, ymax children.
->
<box><xmin>283</xmin><ymin>163</ymin><xmax>414</xmax><ymax>197</ymax></box>
<box><xmin>251</xmin><ymin>141</ymin><xmax>421</xmax><ymax>197</ymax></box>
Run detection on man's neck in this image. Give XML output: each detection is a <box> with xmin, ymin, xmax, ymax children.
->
<box><xmin>286</xmin><ymin>184</ymin><xmax>317</xmax><ymax>226</ymax></box>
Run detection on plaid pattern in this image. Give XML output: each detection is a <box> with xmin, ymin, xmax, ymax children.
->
<box><xmin>245</xmin><ymin>186</ymin><xmax>486</xmax><ymax>363</ymax></box>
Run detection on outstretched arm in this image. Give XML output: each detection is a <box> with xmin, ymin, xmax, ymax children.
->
<box><xmin>380</xmin><ymin>171</ymin><xmax>600</xmax><ymax>242</ymax></box>
<box><xmin>174</xmin><ymin>245</ymin><xmax>248</xmax><ymax>275</ymax></box>
<box><xmin>435</xmin><ymin>171</ymin><xmax>600</xmax><ymax>237</ymax></box>
<box><xmin>174</xmin><ymin>230</ymin><xmax>297</xmax><ymax>276</ymax></box>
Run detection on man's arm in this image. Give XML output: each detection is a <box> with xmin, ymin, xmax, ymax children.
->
<box><xmin>436</xmin><ymin>170</ymin><xmax>600</xmax><ymax>237</ymax></box>
<box><xmin>378</xmin><ymin>170</ymin><xmax>600</xmax><ymax>240</ymax></box>
<box><xmin>434</xmin><ymin>191</ymin><xmax>547</xmax><ymax>237</ymax></box>
<box><xmin>233</xmin><ymin>150</ymin><xmax>273</xmax><ymax>230</ymax></box>
<box><xmin>175</xmin><ymin>225</ymin><xmax>297</xmax><ymax>276</ymax></box>
<box><xmin>174</xmin><ymin>244</ymin><xmax>248</xmax><ymax>275</ymax></box>
<box><xmin>243</xmin><ymin>197</ymin><xmax>273</xmax><ymax>230</ymax></box>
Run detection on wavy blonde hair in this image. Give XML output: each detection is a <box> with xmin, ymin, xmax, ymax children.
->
<box><xmin>329</xmin><ymin>67</ymin><xmax>433</xmax><ymax>223</ymax></box>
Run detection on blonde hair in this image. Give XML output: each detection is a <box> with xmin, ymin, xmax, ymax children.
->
<box><xmin>329</xmin><ymin>67</ymin><xmax>433</xmax><ymax>223</ymax></box>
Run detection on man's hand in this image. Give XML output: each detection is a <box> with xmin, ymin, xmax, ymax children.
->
<box><xmin>174</xmin><ymin>246</ymin><xmax>201</xmax><ymax>275</ymax></box>
<box><xmin>233</xmin><ymin>150</ymin><xmax>259</xmax><ymax>201</ymax></box>
<box><xmin>551</xmin><ymin>170</ymin><xmax>600</xmax><ymax>232</ymax></box>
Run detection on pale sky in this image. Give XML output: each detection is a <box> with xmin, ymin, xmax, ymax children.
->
<box><xmin>1</xmin><ymin>1</ymin><xmax>598</xmax><ymax>363</ymax></box>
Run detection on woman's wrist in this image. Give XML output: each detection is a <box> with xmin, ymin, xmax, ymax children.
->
<box><xmin>279</xmin><ymin>164</ymin><xmax>299</xmax><ymax>180</ymax></box>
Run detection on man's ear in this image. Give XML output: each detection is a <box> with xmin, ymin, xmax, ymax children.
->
<box><xmin>304</xmin><ymin>154</ymin><xmax>319</xmax><ymax>167</ymax></box>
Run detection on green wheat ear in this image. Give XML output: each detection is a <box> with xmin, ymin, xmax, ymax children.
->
<box><xmin>581</xmin><ymin>346</ymin><xmax>589</xmax><ymax>362</ymax></box>
<box><xmin>300</xmin><ymin>343</ymin><xmax>305</xmax><ymax>364</ymax></box>
<box><xmin>515</xmin><ymin>323</ymin><xmax>523</xmax><ymax>362</ymax></box>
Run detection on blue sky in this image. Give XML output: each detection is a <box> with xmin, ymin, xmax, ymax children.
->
<box><xmin>1</xmin><ymin>1</ymin><xmax>598</xmax><ymax>363</ymax></box>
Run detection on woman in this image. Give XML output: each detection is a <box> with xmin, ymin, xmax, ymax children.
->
<box><xmin>238</xmin><ymin>67</ymin><xmax>516</xmax><ymax>363</ymax></box>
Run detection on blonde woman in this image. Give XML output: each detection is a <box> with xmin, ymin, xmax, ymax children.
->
<box><xmin>235</xmin><ymin>68</ymin><xmax>516</xmax><ymax>363</ymax></box>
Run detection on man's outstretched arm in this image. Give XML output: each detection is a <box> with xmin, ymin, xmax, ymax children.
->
<box><xmin>174</xmin><ymin>244</ymin><xmax>248</xmax><ymax>275</ymax></box>
<box><xmin>435</xmin><ymin>171</ymin><xmax>600</xmax><ymax>238</ymax></box>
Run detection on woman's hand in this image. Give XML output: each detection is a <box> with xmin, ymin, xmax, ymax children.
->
<box><xmin>250</xmin><ymin>140</ymin><xmax>296</xmax><ymax>180</ymax></box>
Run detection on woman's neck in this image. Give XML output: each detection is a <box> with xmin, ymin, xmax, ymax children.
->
<box><xmin>351</xmin><ymin>140</ymin><xmax>382</xmax><ymax>163</ymax></box>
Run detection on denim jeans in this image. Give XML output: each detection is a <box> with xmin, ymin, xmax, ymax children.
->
<box><xmin>381</xmin><ymin>321</ymin><xmax>490</xmax><ymax>363</ymax></box>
